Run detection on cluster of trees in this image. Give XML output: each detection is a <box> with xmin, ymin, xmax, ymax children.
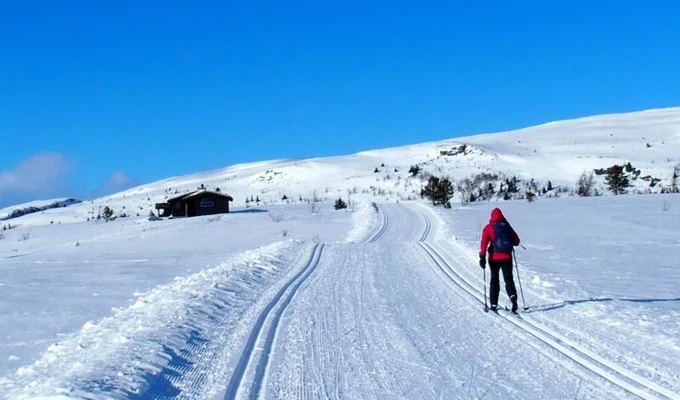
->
<box><xmin>245</xmin><ymin>195</ymin><xmax>261</xmax><ymax>207</ymax></box>
<box><xmin>415</xmin><ymin>161</ymin><xmax>678</xmax><ymax>210</ymax></box>
<box><xmin>585</xmin><ymin>162</ymin><xmax>677</xmax><ymax>196</ymax></box>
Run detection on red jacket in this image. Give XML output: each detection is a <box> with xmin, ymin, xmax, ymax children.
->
<box><xmin>479</xmin><ymin>208</ymin><xmax>520</xmax><ymax>261</ymax></box>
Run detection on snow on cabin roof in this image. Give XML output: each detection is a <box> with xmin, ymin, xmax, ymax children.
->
<box><xmin>166</xmin><ymin>189</ymin><xmax>233</xmax><ymax>203</ymax></box>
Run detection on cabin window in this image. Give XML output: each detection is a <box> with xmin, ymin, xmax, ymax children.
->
<box><xmin>200</xmin><ymin>199</ymin><xmax>214</xmax><ymax>208</ymax></box>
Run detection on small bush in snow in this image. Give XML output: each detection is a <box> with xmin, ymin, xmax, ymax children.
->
<box><xmin>662</xmin><ymin>201</ymin><xmax>671</xmax><ymax>212</ymax></box>
<box><xmin>526</xmin><ymin>191</ymin><xmax>536</xmax><ymax>202</ymax></box>
<box><xmin>334</xmin><ymin>198</ymin><xmax>348</xmax><ymax>210</ymax></box>
<box><xmin>268</xmin><ymin>212</ymin><xmax>283</xmax><ymax>223</ymax></box>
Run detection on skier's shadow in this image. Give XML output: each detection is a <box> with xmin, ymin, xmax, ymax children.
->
<box><xmin>526</xmin><ymin>296</ymin><xmax>680</xmax><ymax>313</ymax></box>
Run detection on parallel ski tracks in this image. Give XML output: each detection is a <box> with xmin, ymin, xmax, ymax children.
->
<box><xmin>417</xmin><ymin>223</ymin><xmax>678</xmax><ymax>400</ymax></box>
<box><xmin>224</xmin><ymin>243</ymin><xmax>325</xmax><ymax>400</ymax></box>
<box><xmin>367</xmin><ymin>203</ymin><xmax>389</xmax><ymax>243</ymax></box>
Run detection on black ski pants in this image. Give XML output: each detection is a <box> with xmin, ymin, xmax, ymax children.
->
<box><xmin>489</xmin><ymin>259</ymin><xmax>517</xmax><ymax>307</ymax></box>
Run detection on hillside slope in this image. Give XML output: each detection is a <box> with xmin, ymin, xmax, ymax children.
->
<box><xmin>6</xmin><ymin>107</ymin><xmax>680</xmax><ymax>227</ymax></box>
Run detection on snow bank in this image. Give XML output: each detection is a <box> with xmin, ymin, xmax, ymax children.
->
<box><xmin>345</xmin><ymin>201</ymin><xmax>379</xmax><ymax>243</ymax></box>
<box><xmin>0</xmin><ymin>241</ymin><xmax>294</xmax><ymax>398</ymax></box>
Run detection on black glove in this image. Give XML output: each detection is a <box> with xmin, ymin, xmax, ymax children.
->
<box><xmin>479</xmin><ymin>256</ymin><xmax>486</xmax><ymax>269</ymax></box>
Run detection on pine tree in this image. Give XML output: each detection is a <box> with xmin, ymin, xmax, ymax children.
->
<box><xmin>423</xmin><ymin>176</ymin><xmax>441</xmax><ymax>205</ymax></box>
<box><xmin>605</xmin><ymin>165</ymin><xmax>631</xmax><ymax>195</ymax></box>
<box><xmin>547</xmin><ymin>181</ymin><xmax>553</xmax><ymax>191</ymax></box>
<box><xmin>423</xmin><ymin>176</ymin><xmax>454</xmax><ymax>207</ymax></box>
<box><xmin>102</xmin><ymin>206</ymin><xmax>115</xmax><ymax>221</ymax></box>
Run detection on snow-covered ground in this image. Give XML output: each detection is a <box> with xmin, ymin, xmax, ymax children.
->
<box><xmin>1</xmin><ymin>194</ymin><xmax>678</xmax><ymax>399</ymax></box>
<box><xmin>1</xmin><ymin>107</ymin><xmax>679</xmax><ymax>399</ymax></box>
<box><xmin>434</xmin><ymin>193</ymin><xmax>680</xmax><ymax>399</ymax></box>
<box><xmin>0</xmin><ymin>202</ymin><xmax>365</xmax><ymax>391</ymax></box>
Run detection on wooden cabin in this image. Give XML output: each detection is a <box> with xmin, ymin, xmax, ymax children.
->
<box><xmin>155</xmin><ymin>189</ymin><xmax>233</xmax><ymax>218</ymax></box>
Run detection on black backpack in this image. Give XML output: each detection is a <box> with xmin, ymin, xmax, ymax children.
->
<box><xmin>491</xmin><ymin>222</ymin><xmax>514</xmax><ymax>253</ymax></box>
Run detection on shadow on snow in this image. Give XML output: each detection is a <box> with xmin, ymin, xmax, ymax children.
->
<box><xmin>526</xmin><ymin>296</ymin><xmax>680</xmax><ymax>313</ymax></box>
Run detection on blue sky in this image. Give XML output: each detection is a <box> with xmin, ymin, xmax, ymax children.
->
<box><xmin>1</xmin><ymin>1</ymin><xmax>679</xmax><ymax>206</ymax></box>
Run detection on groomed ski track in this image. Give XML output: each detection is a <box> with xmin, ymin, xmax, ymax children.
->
<box><xmin>38</xmin><ymin>202</ymin><xmax>676</xmax><ymax>399</ymax></box>
<box><xmin>218</xmin><ymin>203</ymin><xmax>676</xmax><ymax>400</ymax></box>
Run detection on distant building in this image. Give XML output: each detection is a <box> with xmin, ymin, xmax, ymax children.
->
<box><xmin>155</xmin><ymin>189</ymin><xmax>234</xmax><ymax>218</ymax></box>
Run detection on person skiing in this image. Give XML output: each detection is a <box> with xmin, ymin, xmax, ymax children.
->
<box><xmin>479</xmin><ymin>207</ymin><xmax>521</xmax><ymax>312</ymax></box>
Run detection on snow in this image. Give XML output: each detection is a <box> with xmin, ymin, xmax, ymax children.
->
<box><xmin>5</xmin><ymin>107</ymin><xmax>680</xmax><ymax>232</ymax></box>
<box><xmin>2</xmin><ymin>196</ymin><xmax>678</xmax><ymax>398</ymax></box>
<box><xmin>431</xmin><ymin>193</ymin><xmax>680</xmax><ymax>398</ymax></box>
<box><xmin>0</xmin><ymin>107</ymin><xmax>679</xmax><ymax>398</ymax></box>
<box><xmin>0</xmin><ymin>198</ymin><xmax>81</xmax><ymax>221</ymax></box>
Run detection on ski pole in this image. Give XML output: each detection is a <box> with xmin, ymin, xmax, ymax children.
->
<box><xmin>483</xmin><ymin>267</ymin><xmax>489</xmax><ymax>312</ymax></box>
<box><xmin>513</xmin><ymin>250</ymin><xmax>528</xmax><ymax>310</ymax></box>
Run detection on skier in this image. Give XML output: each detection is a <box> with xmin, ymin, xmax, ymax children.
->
<box><xmin>479</xmin><ymin>207</ymin><xmax>521</xmax><ymax>312</ymax></box>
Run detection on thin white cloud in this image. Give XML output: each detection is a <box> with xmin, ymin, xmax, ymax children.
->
<box><xmin>0</xmin><ymin>153</ymin><xmax>71</xmax><ymax>202</ymax></box>
<box><xmin>91</xmin><ymin>170</ymin><xmax>139</xmax><ymax>198</ymax></box>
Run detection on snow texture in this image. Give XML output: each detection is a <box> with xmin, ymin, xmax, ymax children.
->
<box><xmin>0</xmin><ymin>108</ymin><xmax>679</xmax><ymax>399</ymax></box>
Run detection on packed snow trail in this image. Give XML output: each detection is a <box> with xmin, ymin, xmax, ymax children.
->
<box><xmin>238</xmin><ymin>203</ymin><xmax>644</xmax><ymax>400</ymax></box>
<box><xmin>4</xmin><ymin>203</ymin><xmax>675</xmax><ymax>399</ymax></box>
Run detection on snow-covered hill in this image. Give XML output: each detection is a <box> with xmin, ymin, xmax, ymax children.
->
<box><xmin>7</xmin><ymin>107</ymin><xmax>680</xmax><ymax>227</ymax></box>
<box><xmin>0</xmin><ymin>198</ymin><xmax>81</xmax><ymax>221</ymax></box>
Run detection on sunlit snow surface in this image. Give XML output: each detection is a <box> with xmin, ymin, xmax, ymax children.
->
<box><xmin>1</xmin><ymin>107</ymin><xmax>679</xmax><ymax>399</ymax></box>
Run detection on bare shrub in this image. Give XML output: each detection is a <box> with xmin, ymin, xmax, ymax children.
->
<box><xmin>268</xmin><ymin>212</ymin><xmax>284</xmax><ymax>223</ymax></box>
<box><xmin>662</xmin><ymin>201</ymin><xmax>671</xmax><ymax>212</ymax></box>
<box><xmin>577</xmin><ymin>172</ymin><xmax>595</xmax><ymax>197</ymax></box>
